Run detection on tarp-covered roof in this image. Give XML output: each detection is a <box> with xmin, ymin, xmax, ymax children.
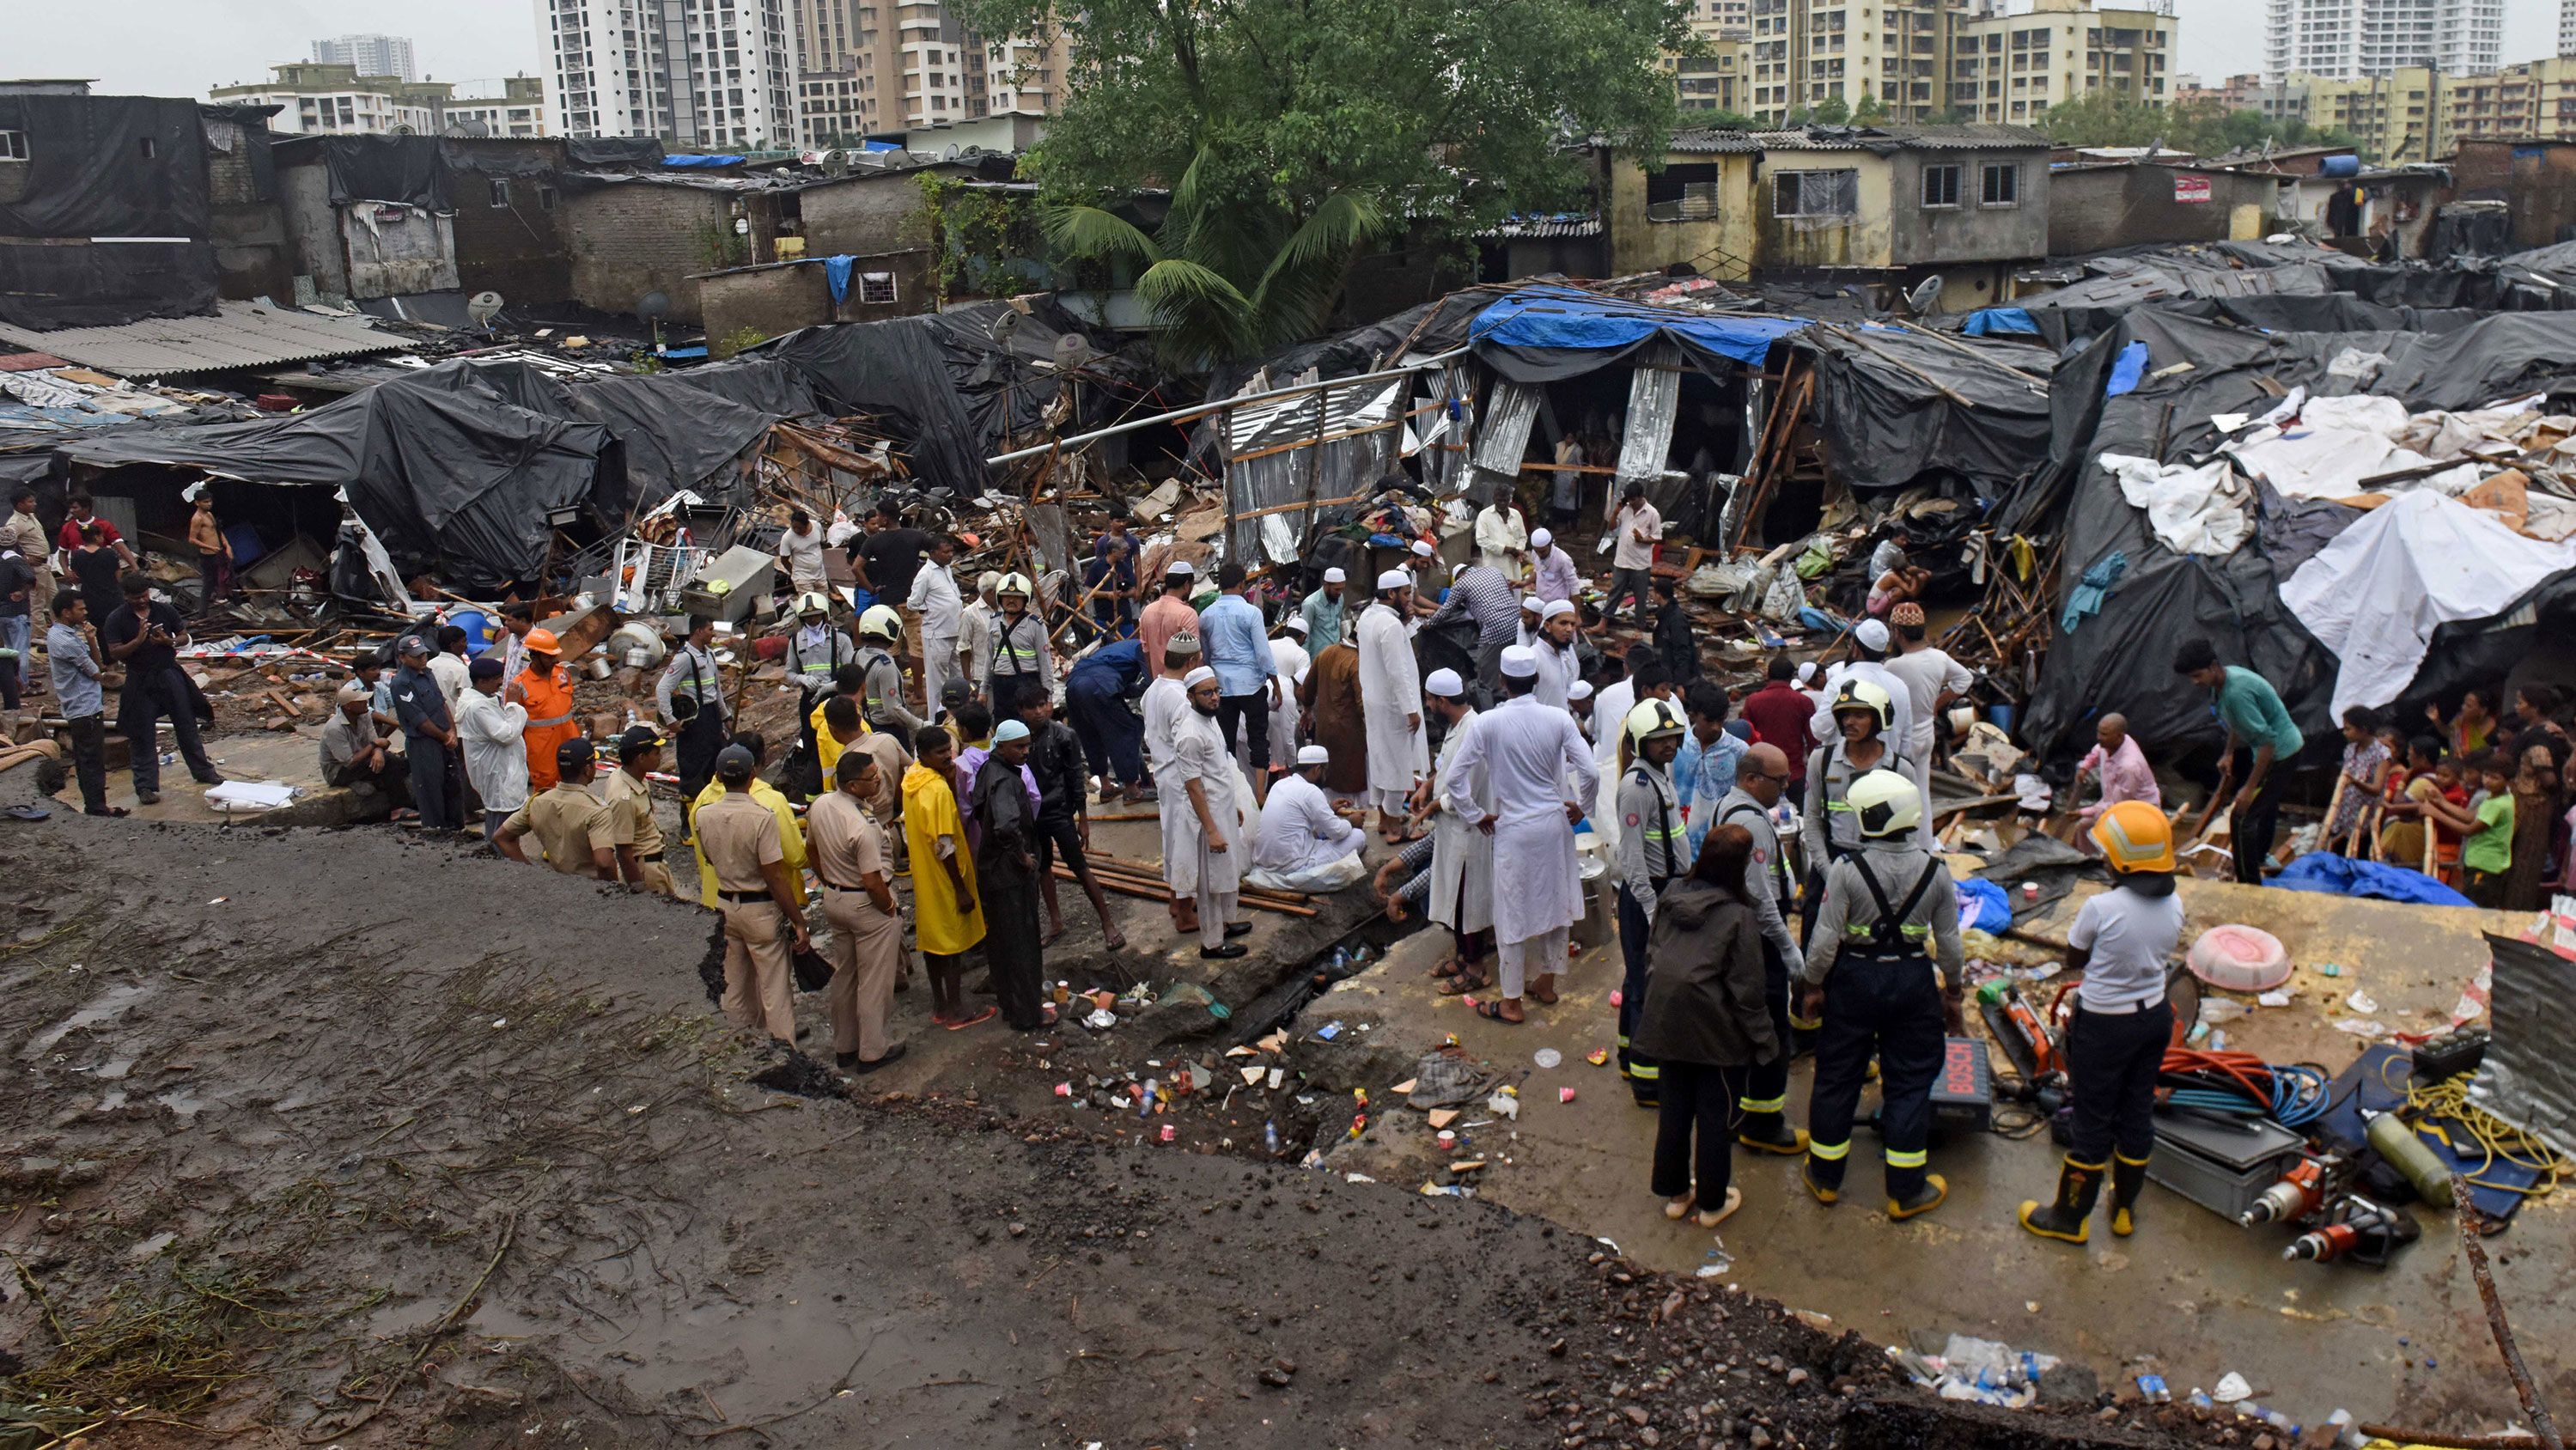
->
<box><xmin>2003</xmin><ymin>308</ymin><xmax>2576</xmax><ymax>765</ymax></box>
<box><xmin>1785</xmin><ymin>325</ymin><xmax>2057</xmax><ymax>497</ymax></box>
<box><xmin>0</xmin><ymin>94</ymin><xmax>218</xmax><ymax>331</ymax></box>
<box><xmin>1470</xmin><ymin>285</ymin><xmax>1811</xmax><ymax>381</ymax></box>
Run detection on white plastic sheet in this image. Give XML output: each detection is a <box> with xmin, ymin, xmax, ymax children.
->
<box><xmin>2282</xmin><ymin>490</ymin><xmax>2576</xmax><ymax>716</ymax></box>
<box><xmin>2098</xmin><ymin>453</ymin><xmax>2251</xmax><ymax>556</ymax></box>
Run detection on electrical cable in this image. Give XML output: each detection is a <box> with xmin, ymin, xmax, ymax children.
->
<box><xmin>2404</xmin><ymin>1070</ymin><xmax>2567</xmax><ymax>1200</ymax></box>
<box><xmin>2159</xmin><ymin>1047</ymin><xmax>2332</xmax><ymax>1127</ymax></box>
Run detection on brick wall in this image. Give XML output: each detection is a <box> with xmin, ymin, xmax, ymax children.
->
<box><xmin>565</xmin><ymin>182</ymin><xmax>738</xmax><ymax>324</ymax></box>
<box><xmin>699</xmin><ymin>250</ymin><xmax>935</xmax><ymax>345</ymax></box>
<box><xmin>445</xmin><ymin>139</ymin><xmax>575</xmax><ymax>306</ymax></box>
<box><xmin>799</xmin><ymin>171</ymin><xmax>935</xmax><ymax>256</ymax></box>
<box><xmin>204</xmin><ymin>119</ymin><xmax>297</xmax><ymax>302</ymax></box>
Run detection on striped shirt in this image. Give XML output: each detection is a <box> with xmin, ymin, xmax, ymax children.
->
<box><xmin>1425</xmin><ymin>564</ymin><xmax>1522</xmax><ymax>649</ymax></box>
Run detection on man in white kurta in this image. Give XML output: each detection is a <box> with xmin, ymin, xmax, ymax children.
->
<box><xmin>1475</xmin><ymin>498</ymin><xmax>1530</xmax><ymax>583</ymax></box>
<box><xmin>1250</xmin><ymin>746</ymin><xmax>1368</xmax><ymax>893</ymax></box>
<box><xmin>1416</xmin><ymin>667</ymin><xmax>1495</xmax><ymax>984</ymax></box>
<box><xmin>1168</xmin><ymin>667</ymin><xmax>1251</xmax><ymax>956</ymax></box>
<box><xmin>1356</xmin><ymin>569</ymin><xmax>1428</xmax><ymax>839</ymax></box>
<box><xmin>1145</xmin><ymin>629</ymin><xmax>1202</xmax><ymax>933</ymax></box>
<box><xmin>1447</xmin><ymin>646</ymin><xmax>1600</xmax><ymax>1022</ymax></box>
<box><xmin>906</xmin><ymin>538</ymin><xmax>965</xmax><ymax>720</ymax></box>
<box><xmin>1268</xmin><ymin>616</ymin><xmax>1312</xmax><ymax>771</ymax></box>
<box><xmin>1532</xmin><ymin>600</ymin><xmax>1582</xmax><ymax>710</ymax></box>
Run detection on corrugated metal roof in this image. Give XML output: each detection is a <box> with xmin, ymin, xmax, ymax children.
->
<box><xmin>0</xmin><ymin>302</ymin><xmax>411</xmax><ymax>378</ymax></box>
<box><xmin>1669</xmin><ymin>123</ymin><xmax>2048</xmax><ymax>154</ymax></box>
<box><xmin>1479</xmin><ymin>215</ymin><xmax>1604</xmax><ymax>239</ymax></box>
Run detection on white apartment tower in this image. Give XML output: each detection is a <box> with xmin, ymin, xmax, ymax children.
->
<box><xmin>2562</xmin><ymin>0</ymin><xmax>2575</xmax><ymax>55</ymax></box>
<box><xmin>312</xmin><ymin>34</ymin><xmax>417</xmax><ymax>81</ymax></box>
<box><xmin>538</xmin><ymin>0</ymin><xmax>801</xmax><ymax>149</ymax></box>
<box><xmin>2263</xmin><ymin>0</ymin><xmax>2501</xmax><ymax>79</ymax></box>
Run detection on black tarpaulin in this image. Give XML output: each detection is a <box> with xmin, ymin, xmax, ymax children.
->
<box><xmin>0</xmin><ymin>94</ymin><xmax>218</xmax><ymax>330</ymax></box>
<box><xmin>1787</xmin><ymin>326</ymin><xmax>2055</xmax><ymax>497</ymax></box>
<box><xmin>274</xmin><ymin>134</ymin><xmax>453</xmax><ymax>210</ymax></box>
<box><xmin>59</xmin><ymin>368</ymin><xmax>604</xmax><ymax>591</ymax></box>
<box><xmin>752</xmin><ymin>298</ymin><xmax>1131</xmax><ymax>497</ymax></box>
<box><xmin>2004</xmin><ymin>308</ymin><xmax>2576</xmax><ymax>766</ymax></box>
<box><xmin>567</xmin><ymin>137</ymin><xmax>664</xmax><ymax>167</ymax></box>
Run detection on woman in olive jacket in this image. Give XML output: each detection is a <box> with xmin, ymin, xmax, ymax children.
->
<box><xmin>1634</xmin><ymin>824</ymin><xmax>1782</xmax><ymax>1228</ymax></box>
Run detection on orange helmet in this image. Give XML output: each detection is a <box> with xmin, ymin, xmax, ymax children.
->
<box><xmin>524</xmin><ymin>628</ymin><xmax>561</xmax><ymax>655</ymax></box>
<box><xmin>2091</xmin><ymin>800</ymin><xmax>2177</xmax><ymax>874</ymax></box>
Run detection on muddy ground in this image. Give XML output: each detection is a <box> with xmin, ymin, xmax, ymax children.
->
<box><xmin>0</xmin><ymin>767</ymin><xmax>2244</xmax><ymax>1450</ymax></box>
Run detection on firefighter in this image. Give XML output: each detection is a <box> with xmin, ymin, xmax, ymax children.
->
<box><xmin>1800</xmin><ymin>768</ymin><xmax>1964</xmax><ymax>1220</ymax></box>
<box><xmin>1797</xmin><ymin>677</ymin><xmax>1912</xmax><ymax>945</ymax></box>
<box><xmin>784</xmin><ymin>591</ymin><xmax>856</xmax><ymax>796</ymax></box>
<box><xmin>1614</xmin><ymin>697</ymin><xmax>1693</xmax><ymax>1106</ymax></box>
<box><xmin>2019</xmin><ymin>800</ymin><xmax>2182</xmax><ymax>1243</ymax></box>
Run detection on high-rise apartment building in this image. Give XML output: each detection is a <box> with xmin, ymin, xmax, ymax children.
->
<box><xmin>539</xmin><ymin>0</ymin><xmax>801</xmax><ymax>149</ymax></box>
<box><xmin>2262</xmin><ymin>0</ymin><xmax>2500</xmax><ymax>81</ymax></box>
<box><xmin>790</xmin><ymin>1</ymin><xmax>1072</xmax><ymax>149</ymax></box>
<box><xmin>2563</xmin><ymin>0</ymin><xmax>2576</xmax><ymax>57</ymax></box>
<box><xmin>210</xmin><ymin>63</ymin><xmax>449</xmax><ymax>135</ymax></box>
<box><xmin>1950</xmin><ymin>0</ymin><xmax>2173</xmax><ymax>125</ymax></box>
<box><xmin>1672</xmin><ymin>0</ymin><xmax>1754</xmax><ymax>113</ymax></box>
<box><xmin>1747</xmin><ymin>0</ymin><xmax>2171</xmax><ymax>124</ymax></box>
<box><xmin>312</xmin><ymin>34</ymin><xmax>418</xmax><ymax>82</ymax></box>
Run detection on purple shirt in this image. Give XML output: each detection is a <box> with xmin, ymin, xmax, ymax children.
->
<box><xmin>1532</xmin><ymin>546</ymin><xmax>1581</xmax><ymax>607</ymax></box>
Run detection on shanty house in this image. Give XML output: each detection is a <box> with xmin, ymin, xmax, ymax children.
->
<box><xmin>1602</xmin><ymin>125</ymin><xmax>2052</xmax><ymax>313</ymax></box>
<box><xmin>2047</xmin><ymin>161</ymin><xmax>2281</xmax><ymax>253</ymax></box>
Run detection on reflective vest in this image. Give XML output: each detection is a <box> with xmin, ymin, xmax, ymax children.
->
<box><xmin>991</xmin><ymin>614</ymin><xmax>1044</xmax><ymax>679</ymax></box>
<box><xmin>1840</xmin><ymin>855</ymin><xmax>1940</xmax><ymax>960</ymax></box>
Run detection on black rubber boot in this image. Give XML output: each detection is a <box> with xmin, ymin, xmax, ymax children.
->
<box><xmin>2109</xmin><ymin>1153</ymin><xmax>2150</xmax><ymax>1237</ymax></box>
<box><xmin>2018</xmin><ymin>1157</ymin><xmax>2106</xmax><ymax>1244</ymax></box>
<box><xmin>1737</xmin><ymin>1113</ymin><xmax>1808</xmax><ymax>1155</ymax></box>
<box><xmin>1887</xmin><ymin>1173</ymin><xmax>1949</xmax><ymax>1221</ymax></box>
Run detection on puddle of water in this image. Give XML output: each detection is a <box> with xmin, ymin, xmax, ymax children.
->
<box><xmin>155</xmin><ymin>1088</ymin><xmax>210</xmax><ymax>1121</ymax></box>
<box><xmin>25</xmin><ymin>983</ymin><xmax>156</xmax><ymax>1058</ymax></box>
<box><xmin>98</xmin><ymin>1088</ymin><xmax>129</xmax><ymax>1112</ymax></box>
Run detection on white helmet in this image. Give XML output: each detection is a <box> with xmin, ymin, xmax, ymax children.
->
<box><xmin>794</xmin><ymin>590</ymin><xmax>831</xmax><ymax>618</ymax></box>
<box><xmin>997</xmin><ymin>572</ymin><xmax>1033</xmax><ymax>600</ymax></box>
<box><xmin>1624</xmin><ymin>698</ymin><xmax>1687</xmax><ymax>750</ymax></box>
<box><xmin>857</xmin><ymin>604</ymin><xmax>904</xmax><ymax>642</ymax></box>
<box><xmin>1847</xmin><ymin>768</ymin><xmax>1921</xmax><ymax>838</ymax></box>
<box><xmin>1830</xmin><ymin>677</ymin><xmax>1896</xmax><ymax>735</ymax></box>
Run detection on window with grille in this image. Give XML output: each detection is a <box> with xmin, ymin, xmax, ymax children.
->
<box><xmin>1775</xmin><ymin>169</ymin><xmax>1858</xmax><ymax>217</ymax></box>
<box><xmin>859</xmin><ymin>271</ymin><xmax>897</xmax><ymax>304</ymax></box>
<box><xmin>1921</xmin><ymin>163</ymin><xmax>1961</xmax><ymax>206</ymax></box>
<box><xmin>1981</xmin><ymin>161</ymin><xmax>2021</xmax><ymax>204</ymax></box>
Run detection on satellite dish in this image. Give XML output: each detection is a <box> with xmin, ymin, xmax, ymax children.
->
<box><xmin>1053</xmin><ymin>332</ymin><xmax>1093</xmax><ymax>369</ymax></box>
<box><xmin>636</xmin><ymin>291</ymin><xmax>671</xmax><ymax>323</ymax></box>
<box><xmin>944</xmin><ymin>143</ymin><xmax>961</xmax><ymax>161</ymax></box>
<box><xmin>466</xmin><ymin>290</ymin><xmax>505</xmax><ymax>329</ymax></box>
<box><xmin>990</xmin><ymin>309</ymin><xmax>1023</xmax><ymax>344</ymax></box>
<box><xmin>1902</xmin><ymin>274</ymin><xmax>1945</xmax><ymax>314</ymax></box>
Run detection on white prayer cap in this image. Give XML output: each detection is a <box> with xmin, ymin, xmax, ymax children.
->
<box><xmin>1167</xmin><ymin>559</ymin><xmax>1197</xmax><ymax>577</ymax></box>
<box><xmin>1375</xmin><ymin>569</ymin><xmax>1411</xmax><ymax>593</ymax></box>
<box><xmin>1531</xmin><ymin>527</ymin><xmax>1554</xmax><ymax>547</ymax></box>
<box><xmin>1855</xmin><ymin>618</ymin><xmax>1891</xmax><ymax>652</ymax></box>
<box><xmin>1452</xmin><ymin>560</ymin><xmax>1471</xmax><ymax>578</ymax></box>
<box><xmin>1499</xmin><ymin>646</ymin><xmax>1539</xmax><ymax>679</ymax></box>
<box><xmin>1521</xmin><ymin>594</ymin><xmax>1544</xmax><ymax>613</ymax></box>
<box><xmin>1182</xmin><ymin>665</ymin><xmax>1217</xmax><ymax>689</ymax></box>
<box><xmin>1796</xmin><ymin>661</ymin><xmax>1818</xmax><ymax>685</ymax></box>
<box><xmin>1296</xmin><ymin>744</ymin><xmax>1331</xmax><ymax>766</ymax></box>
<box><xmin>1281</xmin><ymin>613</ymin><xmax>1309</xmax><ymax>634</ymax></box>
<box><xmin>1424</xmin><ymin>667</ymin><xmax>1465</xmax><ymax>698</ymax></box>
<box><xmin>1323</xmin><ymin>566</ymin><xmax>1347</xmax><ymax>583</ymax></box>
<box><xmin>1410</xmin><ymin>539</ymin><xmax>1435</xmax><ymax>558</ymax></box>
<box><xmin>1541</xmin><ymin>600</ymin><xmax>1577</xmax><ymax>623</ymax></box>
<box><xmin>1569</xmin><ymin>680</ymin><xmax>1595</xmax><ymax>702</ymax></box>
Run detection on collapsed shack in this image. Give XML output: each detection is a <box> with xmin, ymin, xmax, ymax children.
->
<box><xmin>44</xmin><ymin>356</ymin><xmax>812</xmax><ymax>595</ymax></box>
<box><xmin>1992</xmin><ymin>306</ymin><xmax>2576</xmax><ymax>771</ymax></box>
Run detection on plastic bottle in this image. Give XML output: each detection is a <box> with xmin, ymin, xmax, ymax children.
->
<box><xmin>2365</xmin><ymin>1110</ymin><xmax>2455</xmax><ymax>1203</ymax></box>
<box><xmin>1264</xmin><ymin>1119</ymin><xmax>1281</xmax><ymax>1156</ymax></box>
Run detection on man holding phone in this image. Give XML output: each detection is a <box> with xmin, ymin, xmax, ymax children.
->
<box><xmin>103</xmin><ymin>574</ymin><xmax>222</xmax><ymax>805</ymax></box>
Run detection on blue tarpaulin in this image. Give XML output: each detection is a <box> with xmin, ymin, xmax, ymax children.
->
<box><xmin>1963</xmin><ymin>307</ymin><xmax>2039</xmax><ymax>338</ymax></box>
<box><xmin>824</xmin><ymin>254</ymin><xmax>856</xmax><ymax>305</ymax></box>
<box><xmin>662</xmin><ymin>154</ymin><xmax>746</xmax><ymax>168</ymax></box>
<box><xmin>2104</xmin><ymin>339</ymin><xmax>2150</xmax><ymax>397</ymax></box>
<box><xmin>860</xmin><ymin>140</ymin><xmax>904</xmax><ymax>153</ymax></box>
<box><xmin>1956</xmin><ymin>876</ymin><xmax>2014</xmax><ymax>934</ymax></box>
<box><xmin>2269</xmin><ymin>852</ymin><xmax>2475</xmax><ymax>907</ymax></box>
<box><xmin>1470</xmin><ymin>286</ymin><xmax>1811</xmax><ymax>368</ymax></box>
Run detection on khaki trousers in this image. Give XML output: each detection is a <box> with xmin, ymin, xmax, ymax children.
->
<box><xmin>822</xmin><ymin>886</ymin><xmax>904</xmax><ymax>1059</ymax></box>
<box><xmin>636</xmin><ymin>859</ymin><xmax>679</xmax><ymax>899</ymax></box>
<box><xmin>718</xmin><ymin>898</ymin><xmax>796</xmax><ymax>1042</ymax></box>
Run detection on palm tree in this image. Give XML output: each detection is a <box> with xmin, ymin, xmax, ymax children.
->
<box><xmin>1041</xmin><ymin>149</ymin><xmax>1383</xmax><ymax>368</ymax></box>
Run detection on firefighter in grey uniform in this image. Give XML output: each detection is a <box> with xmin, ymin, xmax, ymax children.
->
<box><xmin>1800</xmin><ymin>769</ymin><xmax>1964</xmax><ymax>1220</ymax></box>
<box><xmin>783</xmin><ymin>592</ymin><xmax>858</xmax><ymax>795</ymax></box>
<box><xmin>1714</xmin><ymin>740</ymin><xmax>1808</xmax><ymax>1155</ymax></box>
<box><xmin>1614</xmin><ymin>698</ymin><xmax>1694</xmax><ymax>1107</ymax></box>
<box><xmin>986</xmin><ymin>573</ymin><xmax>1055</xmax><ymax>705</ymax></box>
<box><xmin>855</xmin><ymin>605</ymin><xmax>926</xmax><ymax>737</ymax></box>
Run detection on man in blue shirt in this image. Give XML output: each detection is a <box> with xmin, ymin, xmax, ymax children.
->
<box><xmin>46</xmin><ymin>595</ymin><xmax>121</xmax><ymax>816</ymax></box>
<box><xmin>1197</xmin><ymin>561</ymin><xmax>1278</xmax><ymax>801</ymax></box>
<box><xmin>392</xmin><ymin>633</ymin><xmax>463</xmax><ymax>832</ymax></box>
<box><xmin>2175</xmin><ymin>638</ymin><xmax>2305</xmax><ymax>884</ymax></box>
<box><xmin>1066</xmin><ymin>636</ymin><xmax>1152</xmax><ymax>802</ymax></box>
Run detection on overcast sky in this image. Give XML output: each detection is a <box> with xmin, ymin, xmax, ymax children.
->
<box><xmin>11</xmin><ymin>0</ymin><xmax>2567</xmax><ymax>101</ymax></box>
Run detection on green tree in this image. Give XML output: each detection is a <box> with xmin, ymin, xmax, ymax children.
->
<box><xmin>1851</xmin><ymin>93</ymin><xmax>1888</xmax><ymax>124</ymax></box>
<box><xmin>958</xmin><ymin>0</ymin><xmax>1693</xmax><ymax>363</ymax></box>
<box><xmin>1812</xmin><ymin>94</ymin><xmax>1853</xmax><ymax>124</ymax></box>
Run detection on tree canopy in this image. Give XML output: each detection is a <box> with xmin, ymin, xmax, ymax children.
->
<box><xmin>2037</xmin><ymin>93</ymin><xmax>2363</xmax><ymax>160</ymax></box>
<box><xmin>958</xmin><ymin>0</ymin><xmax>1694</xmax><ymax>362</ymax></box>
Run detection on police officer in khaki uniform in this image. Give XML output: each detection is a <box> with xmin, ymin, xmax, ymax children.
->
<box><xmin>496</xmin><ymin>739</ymin><xmax>618</xmax><ymax>878</ymax></box>
<box><xmin>697</xmin><ymin>743</ymin><xmax>813</xmax><ymax>1042</ymax></box>
<box><xmin>603</xmin><ymin>723</ymin><xmax>679</xmax><ymax>896</ymax></box>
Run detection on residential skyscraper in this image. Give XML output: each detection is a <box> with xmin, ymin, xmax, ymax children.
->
<box><xmin>790</xmin><ymin>0</ymin><xmax>1072</xmax><ymax>149</ymax></box>
<box><xmin>539</xmin><ymin>0</ymin><xmax>801</xmax><ymax>149</ymax></box>
<box><xmin>312</xmin><ymin>34</ymin><xmax>417</xmax><ymax>82</ymax></box>
<box><xmin>2262</xmin><ymin>0</ymin><xmax>2500</xmax><ymax>80</ymax></box>
<box><xmin>1747</xmin><ymin>0</ymin><xmax>2171</xmax><ymax>124</ymax></box>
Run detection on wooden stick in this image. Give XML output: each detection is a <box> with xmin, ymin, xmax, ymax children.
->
<box><xmin>2453</xmin><ymin>1177</ymin><xmax>2566</xmax><ymax>1450</ymax></box>
<box><xmin>1051</xmin><ymin>865</ymin><xmax>1318</xmax><ymax>917</ymax></box>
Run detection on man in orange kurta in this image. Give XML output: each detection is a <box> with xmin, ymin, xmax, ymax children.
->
<box><xmin>513</xmin><ymin>630</ymin><xmax>581</xmax><ymax>792</ymax></box>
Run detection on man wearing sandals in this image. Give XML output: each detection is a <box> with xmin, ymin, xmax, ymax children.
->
<box><xmin>1444</xmin><ymin>646</ymin><xmax>1599</xmax><ymax>1025</ymax></box>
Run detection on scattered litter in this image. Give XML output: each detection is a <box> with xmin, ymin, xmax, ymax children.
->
<box><xmin>2346</xmin><ymin>989</ymin><xmax>2379</xmax><ymax>1014</ymax></box>
<box><xmin>1609</xmin><ymin>990</ymin><xmax>1623</xmax><ymax>1008</ymax></box>
<box><xmin>2331</xmin><ymin>1018</ymin><xmax>2389</xmax><ymax>1039</ymax></box>
<box><xmin>1586</xmin><ymin>1048</ymin><xmax>1610</xmax><ymax>1066</ymax></box>
<box><xmin>1533</xmin><ymin>1047</ymin><xmax>1563</xmax><ymax>1069</ymax></box>
<box><xmin>207</xmin><ymin>897</ymin><xmax>229</xmax><ymax>905</ymax></box>
<box><xmin>1239</xmin><ymin>1066</ymin><xmax>1266</xmax><ymax>1087</ymax></box>
<box><xmin>1558</xmin><ymin>1087</ymin><xmax>1577</xmax><ymax>1104</ymax></box>
<box><xmin>2257</xmin><ymin>990</ymin><xmax>2292</xmax><ymax>1008</ymax></box>
<box><xmin>1268</xmin><ymin>1068</ymin><xmax>1285</xmax><ymax>1089</ymax></box>
<box><xmin>1391</xmin><ymin>1077</ymin><xmax>1418</xmax><ymax>1094</ymax></box>
<box><xmin>1053</xmin><ymin>1081</ymin><xmax>1073</xmax><ymax>1097</ymax></box>
<box><xmin>2214</xmin><ymin>1371</ymin><xmax>2252</xmax><ymax>1403</ymax></box>
<box><xmin>490</xmin><ymin>1018</ymin><xmax>509</xmax><ymax>1029</ymax></box>
<box><xmin>1081</xmin><ymin>1008</ymin><xmax>1118</xmax><ymax>1031</ymax></box>
<box><xmin>1315</xmin><ymin>1020</ymin><xmax>1345</xmax><ymax>1041</ymax></box>
<box><xmin>1488</xmin><ymin>1091</ymin><xmax>1520</xmax><ymax>1120</ymax></box>
<box><xmin>2317</xmin><ymin>963</ymin><xmax>2343</xmax><ymax>978</ymax></box>
<box><xmin>1343</xmin><ymin>1173</ymin><xmax>1375</xmax><ymax>1184</ymax></box>
<box><xmin>1428</xmin><ymin>1108</ymin><xmax>1459</xmax><ymax>1129</ymax></box>
<box><xmin>1695</xmin><ymin>1264</ymin><xmax>1728</xmax><ymax>1278</ymax></box>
